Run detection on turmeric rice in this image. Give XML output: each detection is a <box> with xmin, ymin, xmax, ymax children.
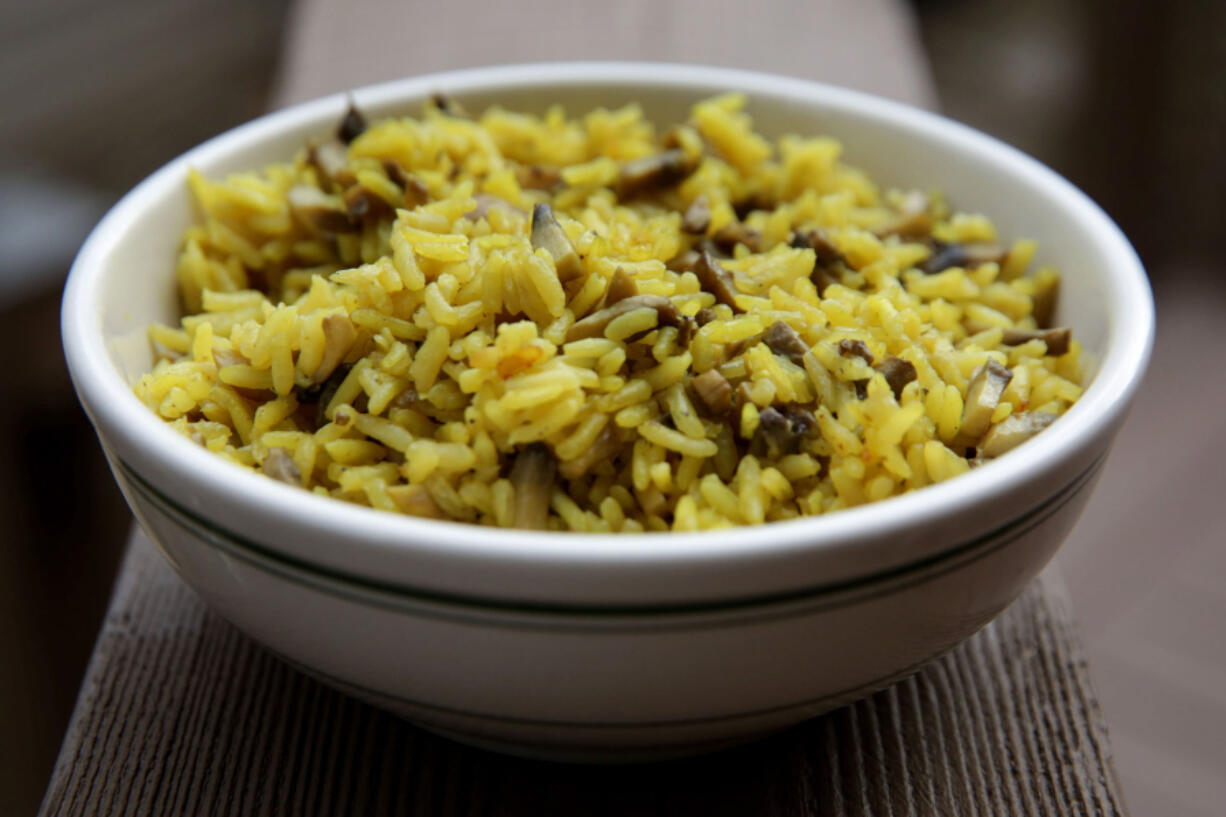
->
<box><xmin>135</xmin><ymin>93</ymin><xmax>1083</xmax><ymax>532</ymax></box>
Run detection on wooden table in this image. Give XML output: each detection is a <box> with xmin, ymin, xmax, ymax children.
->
<box><xmin>40</xmin><ymin>530</ymin><xmax>1125</xmax><ymax>816</ymax></box>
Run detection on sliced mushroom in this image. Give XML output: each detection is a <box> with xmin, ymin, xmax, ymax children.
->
<box><xmin>387</xmin><ymin>483</ymin><xmax>447</xmax><ymax>519</ymax></box>
<box><xmin>711</xmin><ymin>221</ymin><xmax>762</xmax><ymax>254</ymax></box>
<box><xmin>310</xmin><ymin>363</ymin><xmax>353</xmax><ymax>427</ymax></box>
<box><xmin>762</xmin><ymin>321</ymin><xmax>808</xmax><ymax>366</ymax></box>
<box><xmin>1012</xmin><ymin>326</ymin><xmax>1070</xmax><ymax>357</ymax></box>
<box><xmin>979</xmin><ymin>411</ymin><xmax>1058</xmax><ymax>458</ymax></box>
<box><xmin>690</xmin><ymin>369</ymin><xmax>734</xmax><ymax>417</ymax></box>
<box><xmin>262</xmin><ymin>448</ymin><xmax>302</xmax><ymax>486</ymax></box>
<box><xmin>564</xmin><ymin>295</ymin><xmax>683</xmax><ymax>342</ymax></box>
<box><xmin>790</xmin><ymin>228</ymin><xmax>844</xmax><ymax>267</ymax></box>
<box><xmin>604</xmin><ymin>267</ymin><xmax>638</xmax><ymax>306</ymax></box>
<box><xmin>510</xmin><ymin>443</ymin><xmax>556</xmax><ymax>530</ymax></box>
<box><xmin>288</xmin><ymin>185</ymin><xmax>357</xmax><ymax>234</ymax></box>
<box><xmin>789</xmin><ymin>229</ymin><xmax>843</xmax><ymax>296</ymax></box>
<box><xmin>733</xmin><ymin>194</ymin><xmax>774</xmax><ymax>220</ymax></box>
<box><xmin>675</xmin><ymin>316</ymin><xmax>697</xmax><ymax>348</ymax></box>
<box><xmin>666</xmin><ymin>248</ymin><xmax>700</xmax><ymax>275</ymax></box>
<box><xmin>307</xmin><ymin>141</ymin><xmax>355</xmax><ymax>192</ymax></box>
<box><xmin>615</xmin><ymin>149</ymin><xmax>696</xmax><ymax>199</ymax></box>
<box><xmin>874</xmin><ymin>191</ymin><xmax>932</xmax><ymax>240</ymax></box>
<box><xmin>466</xmin><ymin>193</ymin><xmax>527</xmax><ymax>223</ymax></box>
<box><xmin>965</xmin><ymin>321</ymin><xmax>1072</xmax><ymax>357</ymax></box>
<box><xmin>693</xmin><ymin>250</ymin><xmax>743</xmax><ymax>313</ymax></box>
<box><xmin>516</xmin><ymin>164</ymin><xmax>564</xmax><ymax>192</ymax></box>
<box><xmin>558</xmin><ymin>426</ymin><xmax>621</xmax><ymax>479</ymax></box>
<box><xmin>342</xmin><ymin>183</ymin><xmax>393</xmax><ymax>224</ymax></box>
<box><xmin>382</xmin><ymin>160</ymin><xmax>430</xmax><ymax>207</ymax></box>
<box><xmin>530</xmin><ymin>203</ymin><xmax>582</xmax><ymax>282</ymax></box>
<box><xmin>694</xmin><ymin>307</ymin><xmax>717</xmax><ymax>327</ymax></box>
<box><xmin>681</xmin><ymin>195</ymin><xmax>711</xmax><ymax>235</ymax></box>
<box><xmin>429</xmin><ymin>92</ymin><xmax>462</xmax><ymax>116</ymax></box>
<box><xmin>750</xmin><ymin>405</ymin><xmax>818</xmax><ymax>459</ymax></box>
<box><xmin>337</xmin><ymin>101</ymin><xmax>368</xmax><ymax>144</ymax></box>
<box><xmin>838</xmin><ymin>339</ymin><xmax>875</xmax><ymax>366</ymax></box>
<box><xmin>1032</xmin><ymin>275</ymin><xmax>1060</xmax><ymax>328</ymax></box>
<box><xmin>960</xmin><ymin>359</ymin><xmax>1014</xmax><ymax>441</ymax></box>
<box><xmin>874</xmin><ymin>356</ymin><xmax>917</xmax><ymax>400</ymax></box>
<box><xmin>314</xmin><ymin>314</ymin><xmax>357</xmax><ymax>383</ymax></box>
<box><xmin>921</xmin><ymin>241</ymin><xmax>1007</xmax><ymax>274</ymax></box>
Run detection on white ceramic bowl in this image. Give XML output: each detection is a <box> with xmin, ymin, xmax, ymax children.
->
<box><xmin>62</xmin><ymin>62</ymin><xmax>1152</xmax><ymax>761</ymax></box>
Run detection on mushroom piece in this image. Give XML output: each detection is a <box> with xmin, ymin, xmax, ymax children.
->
<box><xmin>965</xmin><ymin>321</ymin><xmax>1072</xmax><ymax>357</ymax></box>
<box><xmin>337</xmin><ymin>101</ymin><xmax>368</xmax><ymax>144</ymax></box>
<box><xmin>342</xmin><ymin>183</ymin><xmax>395</xmax><ymax>224</ymax></box>
<box><xmin>516</xmin><ymin>164</ymin><xmax>564</xmax><ymax>192</ymax></box>
<box><xmin>681</xmin><ymin>195</ymin><xmax>711</xmax><ymax>234</ymax></box>
<box><xmin>1031</xmin><ymin>275</ymin><xmax>1060</xmax><ymax>328</ymax></box>
<box><xmin>838</xmin><ymin>339</ymin><xmax>875</xmax><ymax>366</ymax></box>
<box><xmin>874</xmin><ymin>356</ymin><xmax>918</xmax><ymax>400</ymax></box>
<box><xmin>693</xmin><ymin>250</ymin><xmax>743</xmax><ymax>313</ymax></box>
<box><xmin>694</xmin><ymin>307</ymin><xmax>717</xmax><ymax>326</ymax></box>
<box><xmin>313</xmin><ymin>314</ymin><xmax>358</xmax><ymax>383</ymax></box>
<box><xmin>789</xmin><ymin>229</ymin><xmax>843</xmax><ymax>296</ymax></box>
<box><xmin>603</xmin><ymin>267</ymin><xmax>638</xmax><ymax>306</ymax></box>
<box><xmin>429</xmin><ymin>92</ymin><xmax>463</xmax><ymax>117</ymax></box>
<box><xmin>288</xmin><ymin>185</ymin><xmax>357</xmax><ymax>234</ymax></box>
<box><xmin>979</xmin><ymin>411</ymin><xmax>1058</xmax><ymax>458</ymax></box>
<box><xmin>750</xmin><ymin>405</ymin><xmax>818</xmax><ymax>459</ymax></box>
<box><xmin>615</xmin><ymin>149</ymin><xmax>696</xmax><ymax>199</ymax></box>
<box><xmin>1004</xmin><ymin>326</ymin><xmax>1070</xmax><ymax>357</ymax></box>
<box><xmin>874</xmin><ymin>191</ymin><xmax>932</xmax><ymax>240</ymax></box>
<box><xmin>960</xmin><ymin>359</ymin><xmax>1014</xmax><ymax>441</ymax></box>
<box><xmin>790</xmin><ymin>228</ymin><xmax>844</xmax><ymax>266</ymax></box>
<box><xmin>262</xmin><ymin>448</ymin><xmax>302</xmax><ymax>487</ymax></box>
<box><xmin>733</xmin><ymin>193</ymin><xmax>776</xmax><ymax>220</ymax></box>
<box><xmin>921</xmin><ymin>241</ymin><xmax>1007</xmax><ymax>274</ymax></box>
<box><xmin>762</xmin><ymin>321</ymin><xmax>809</xmax><ymax>366</ymax></box>
<box><xmin>558</xmin><ymin>426</ymin><xmax>622</xmax><ymax>480</ymax></box>
<box><xmin>307</xmin><ymin>141</ymin><xmax>356</xmax><ymax>192</ymax></box>
<box><xmin>381</xmin><ymin>160</ymin><xmax>431</xmax><ymax>207</ymax></box>
<box><xmin>564</xmin><ymin>294</ymin><xmax>683</xmax><ymax>342</ymax></box>
<box><xmin>387</xmin><ymin>483</ymin><xmax>447</xmax><ymax>519</ymax></box>
<box><xmin>666</xmin><ymin>248</ymin><xmax>700</xmax><ymax>274</ymax></box>
<box><xmin>466</xmin><ymin>193</ymin><xmax>527</xmax><ymax>223</ymax></box>
<box><xmin>510</xmin><ymin>443</ymin><xmax>556</xmax><ymax>530</ymax></box>
<box><xmin>711</xmin><ymin>221</ymin><xmax>763</xmax><ymax>254</ymax></box>
<box><xmin>529</xmin><ymin>203</ymin><xmax>583</xmax><ymax>282</ymax></box>
<box><xmin>675</xmin><ymin>316</ymin><xmax>697</xmax><ymax>348</ymax></box>
<box><xmin>690</xmin><ymin>369</ymin><xmax>734</xmax><ymax>417</ymax></box>
<box><xmin>310</xmin><ymin>363</ymin><xmax>353</xmax><ymax>427</ymax></box>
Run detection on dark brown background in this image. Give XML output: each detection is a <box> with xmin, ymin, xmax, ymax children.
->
<box><xmin>1</xmin><ymin>0</ymin><xmax>1222</xmax><ymax>813</ymax></box>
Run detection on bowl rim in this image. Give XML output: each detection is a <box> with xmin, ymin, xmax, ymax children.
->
<box><xmin>62</xmin><ymin>61</ymin><xmax>1153</xmax><ymax>602</ymax></box>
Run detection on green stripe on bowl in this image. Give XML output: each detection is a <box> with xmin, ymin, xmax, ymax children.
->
<box><xmin>115</xmin><ymin>453</ymin><xmax>1103</xmax><ymax>628</ymax></box>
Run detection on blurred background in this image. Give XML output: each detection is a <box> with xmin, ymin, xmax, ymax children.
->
<box><xmin>1</xmin><ymin>0</ymin><xmax>1221</xmax><ymax>813</ymax></box>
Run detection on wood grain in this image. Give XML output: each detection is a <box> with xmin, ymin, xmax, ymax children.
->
<box><xmin>40</xmin><ymin>532</ymin><xmax>1124</xmax><ymax>816</ymax></box>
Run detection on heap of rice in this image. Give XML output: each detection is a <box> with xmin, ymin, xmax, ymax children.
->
<box><xmin>136</xmin><ymin>94</ymin><xmax>1083</xmax><ymax>532</ymax></box>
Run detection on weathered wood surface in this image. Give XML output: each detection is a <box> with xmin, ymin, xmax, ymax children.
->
<box><xmin>41</xmin><ymin>532</ymin><xmax>1124</xmax><ymax>816</ymax></box>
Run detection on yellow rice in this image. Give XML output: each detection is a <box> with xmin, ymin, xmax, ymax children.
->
<box><xmin>136</xmin><ymin>93</ymin><xmax>1083</xmax><ymax>532</ymax></box>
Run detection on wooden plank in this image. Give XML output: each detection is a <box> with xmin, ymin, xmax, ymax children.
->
<box><xmin>40</xmin><ymin>532</ymin><xmax>1125</xmax><ymax>816</ymax></box>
